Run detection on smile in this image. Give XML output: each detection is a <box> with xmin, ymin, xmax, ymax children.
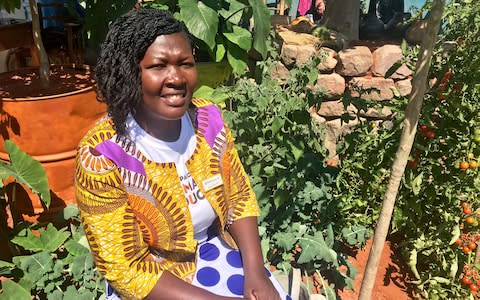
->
<box><xmin>161</xmin><ymin>93</ymin><xmax>187</xmax><ymax>106</ymax></box>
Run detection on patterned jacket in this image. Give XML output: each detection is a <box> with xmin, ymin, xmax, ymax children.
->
<box><xmin>75</xmin><ymin>99</ymin><xmax>260</xmax><ymax>299</ymax></box>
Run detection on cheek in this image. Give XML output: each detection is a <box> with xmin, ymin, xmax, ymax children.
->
<box><xmin>141</xmin><ymin>74</ymin><xmax>161</xmax><ymax>94</ymax></box>
<box><xmin>188</xmin><ymin>71</ymin><xmax>198</xmax><ymax>89</ymax></box>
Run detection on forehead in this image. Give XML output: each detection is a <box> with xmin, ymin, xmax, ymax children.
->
<box><xmin>147</xmin><ymin>32</ymin><xmax>192</xmax><ymax>52</ymax></box>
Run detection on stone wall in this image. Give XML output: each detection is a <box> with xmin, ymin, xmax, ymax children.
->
<box><xmin>273</xmin><ymin>27</ymin><xmax>413</xmax><ymax>160</ymax></box>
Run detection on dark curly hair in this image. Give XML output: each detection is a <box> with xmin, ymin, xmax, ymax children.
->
<box><xmin>95</xmin><ymin>8</ymin><xmax>191</xmax><ymax>136</ymax></box>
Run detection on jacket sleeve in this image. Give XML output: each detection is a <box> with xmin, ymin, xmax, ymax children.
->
<box><xmin>75</xmin><ymin>147</ymin><xmax>169</xmax><ymax>300</ymax></box>
<box><xmin>222</xmin><ymin>120</ymin><xmax>261</xmax><ymax>223</ymax></box>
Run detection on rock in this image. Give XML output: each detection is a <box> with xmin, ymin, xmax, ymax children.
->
<box><xmin>276</xmin><ymin>27</ymin><xmax>320</xmax><ymax>46</ymax></box>
<box><xmin>336</xmin><ymin>46</ymin><xmax>372</xmax><ymax>77</ymax></box>
<box><xmin>323</xmin><ymin>118</ymin><xmax>359</xmax><ymax>157</ymax></box>
<box><xmin>318</xmin><ymin>100</ymin><xmax>358</xmax><ymax>118</ymax></box>
<box><xmin>316</xmin><ymin>47</ymin><xmax>338</xmax><ymax>73</ymax></box>
<box><xmin>280</xmin><ymin>44</ymin><xmax>317</xmax><ymax>67</ymax></box>
<box><xmin>310</xmin><ymin>73</ymin><xmax>345</xmax><ymax>99</ymax></box>
<box><xmin>372</xmin><ymin>45</ymin><xmax>412</xmax><ymax>79</ymax></box>
<box><xmin>395</xmin><ymin>79</ymin><xmax>412</xmax><ymax>97</ymax></box>
<box><xmin>270</xmin><ymin>61</ymin><xmax>290</xmax><ymax>82</ymax></box>
<box><xmin>349</xmin><ymin>77</ymin><xmax>396</xmax><ymax>101</ymax></box>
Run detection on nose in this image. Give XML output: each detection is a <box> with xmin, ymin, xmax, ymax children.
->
<box><xmin>165</xmin><ymin>66</ymin><xmax>185</xmax><ymax>86</ymax></box>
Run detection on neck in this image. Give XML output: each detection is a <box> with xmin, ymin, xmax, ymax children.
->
<box><xmin>134</xmin><ymin>107</ymin><xmax>182</xmax><ymax>142</ymax></box>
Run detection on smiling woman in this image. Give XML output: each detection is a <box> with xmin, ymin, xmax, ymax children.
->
<box><xmin>74</xmin><ymin>8</ymin><xmax>290</xmax><ymax>300</ymax></box>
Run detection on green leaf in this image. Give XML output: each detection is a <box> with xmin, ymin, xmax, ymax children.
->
<box><xmin>11</xmin><ymin>229</ymin><xmax>44</xmax><ymax>252</ymax></box>
<box><xmin>39</xmin><ymin>224</ymin><xmax>71</xmax><ymax>252</ymax></box>
<box><xmin>0</xmin><ymin>0</ymin><xmax>22</xmax><ymax>14</ymax></box>
<box><xmin>385</xmin><ymin>60</ymin><xmax>403</xmax><ymax>78</ymax></box>
<box><xmin>411</xmin><ymin>172</ymin><xmax>424</xmax><ymax>196</ymax></box>
<box><xmin>219</xmin><ymin>0</ymin><xmax>247</xmax><ymax>24</ymax></box>
<box><xmin>298</xmin><ymin>232</ymin><xmax>337</xmax><ymax>264</ymax></box>
<box><xmin>273</xmin><ymin>189</ymin><xmax>288</xmax><ymax>208</ymax></box>
<box><xmin>47</xmin><ymin>290</ymin><xmax>63</xmax><ymax>300</ymax></box>
<box><xmin>65</xmin><ymin>240</ymin><xmax>90</xmax><ymax>256</ymax></box>
<box><xmin>0</xmin><ymin>279</ymin><xmax>31</xmax><ymax>300</ymax></box>
<box><xmin>61</xmin><ymin>204</ymin><xmax>80</xmax><ymax>221</ymax></box>
<box><xmin>247</xmin><ymin>0</ymin><xmax>270</xmax><ymax>58</ymax></box>
<box><xmin>214</xmin><ymin>36</ymin><xmax>226</xmax><ymax>62</ymax></box>
<box><xmin>273</xmin><ymin>232</ymin><xmax>298</xmax><ymax>251</ymax></box>
<box><xmin>223</xmin><ymin>25</ymin><xmax>252</xmax><ymax>51</ymax></box>
<box><xmin>226</xmin><ymin>43</ymin><xmax>248</xmax><ymax>75</ymax></box>
<box><xmin>71</xmin><ymin>254</ymin><xmax>94</xmax><ymax>281</ymax></box>
<box><xmin>13</xmin><ymin>252</ymin><xmax>53</xmax><ymax>283</ymax></box>
<box><xmin>178</xmin><ymin>0</ymin><xmax>219</xmax><ymax>51</ymax></box>
<box><xmin>286</xmin><ymin>139</ymin><xmax>304</xmax><ymax>162</ymax></box>
<box><xmin>0</xmin><ymin>163</ymin><xmax>16</xmax><ymax>181</ymax></box>
<box><xmin>271</xmin><ymin>118</ymin><xmax>284</xmax><ymax>135</ymax></box>
<box><xmin>4</xmin><ymin>140</ymin><xmax>51</xmax><ymax>207</ymax></box>
<box><xmin>193</xmin><ymin>85</ymin><xmax>215</xmax><ymax>99</ymax></box>
<box><xmin>0</xmin><ymin>260</ymin><xmax>15</xmax><ymax>276</ymax></box>
<box><xmin>84</xmin><ymin>0</ymin><xmax>136</xmax><ymax>51</ymax></box>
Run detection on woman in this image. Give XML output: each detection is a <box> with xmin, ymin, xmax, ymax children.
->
<box><xmin>75</xmin><ymin>8</ymin><xmax>290</xmax><ymax>300</ymax></box>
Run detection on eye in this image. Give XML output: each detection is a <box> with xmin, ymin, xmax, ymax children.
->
<box><xmin>180</xmin><ymin>60</ymin><xmax>195</xmax><ymax>68</ymax></box>
<box><xmin>151</xmin><ymin>63</ymin><xmax>166</xmax><ymax>69</ymax></box>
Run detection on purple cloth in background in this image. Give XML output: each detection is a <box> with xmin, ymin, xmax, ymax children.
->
<box><xmin>298</xmin><ymin>0</ymin><xmax>311</xmax><ymax>15</ymax></box>
<box><xmin>198</xmin><ymin>105</ymin><xmax>224</xmax><ymax>148</ymax></box>
<box><xmin>95</xmin><ymin>140</ymin><xmax>146</xmax><ymax>176</ymax></box>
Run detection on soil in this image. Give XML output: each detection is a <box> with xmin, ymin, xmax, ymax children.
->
<box><xmin>0</xmin><ymin>65</ymin><xmax>95</xmax><ymax>99</ymax></box>
<box><xmin>338</xmin><ymin>238</ymin><xmax>416</xmax><ymax>299</ymax></box>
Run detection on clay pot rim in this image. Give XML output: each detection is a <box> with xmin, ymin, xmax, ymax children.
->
<box><xmin>1</xmin><ymin>63</ymin><xmax>95</xmax><ymax>102</ymax></box>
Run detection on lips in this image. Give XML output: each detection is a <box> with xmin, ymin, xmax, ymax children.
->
<box><xmin>161</xmin><ymin>92</ymin><xmax>187</xmax><ymax>107</ymax></box>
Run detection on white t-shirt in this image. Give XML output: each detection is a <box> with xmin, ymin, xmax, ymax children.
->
<box><xmin>126</xmin><ymin>113</ymin><xmax>217</xmax><ymax>243</ymax></box>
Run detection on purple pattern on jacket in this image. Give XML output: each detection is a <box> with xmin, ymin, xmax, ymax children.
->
<box><xmin>198</xmin><ymin>105</ymin><xmax>224</xmax><ymax>148</ymax></box>
<box><xmin>95</xmin><ymin>140</ymin><xmax>146</xmax><ymax>176</ymax></box>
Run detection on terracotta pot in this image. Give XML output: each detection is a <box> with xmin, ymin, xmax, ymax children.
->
<box><xmin>0</xmin><ymin>65</ymin><xmax>106</xmax><ymax>219</ymax></box>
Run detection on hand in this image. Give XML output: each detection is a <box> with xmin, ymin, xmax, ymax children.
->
<box><xmin>315</xmin><ymin>0</ymin><xmax>325</xmax><ymax>15</ymax></box>
<box><xmin>243</xmin><ymin>269</ymin><xmax>280</xmax><ymax>300</ymax></box>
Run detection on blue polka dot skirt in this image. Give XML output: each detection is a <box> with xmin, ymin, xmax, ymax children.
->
<box><xmin>192</xmin><ymin>235</ymin><xmax>291</xmax><ymax>299</ymax></box>
<box><xmin>106</xmin><ymin>235</ymin><xmax>291</xmax><ymax>299</ymax></box>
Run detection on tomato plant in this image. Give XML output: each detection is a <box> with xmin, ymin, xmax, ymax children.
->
<box><xmin>334</xmin><ymin>0</ymin><xmax>480</xmax><ymax>298</ymax></box>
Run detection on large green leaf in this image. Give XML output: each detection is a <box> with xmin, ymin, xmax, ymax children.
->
<box><xmin>12</xmin><ymin>252</ymin><xmax>53</xmax><ymax>283</ymax></box>
<box><xmin>0</xmin><ymin>260</ymin><xmax>15</xmax><ymax>276</ymax></box>
<box><xmin>298</xmin><ymin>232</ymin><xmax>337</xmax><ymax>264</ymax></box>
<box><xmin>0</xmin><ymin>279</ymin><xmax>31</xmax><ymax>300</ymax></box>
<box><xmin>4</xmin><ymin>140</ymin><xmax>51</xmax><ymax>207</ymax></box>
<box><xmin>220</xmin><ymin>0</ymin><xmax>247</xmax><ymax>25</ymax></box>
<box><xmin>71</xmin><ymin>254</ymin><xmax>95</xmax><ymax>281</ymax></box>
<box><xmin>0</xmin><ymin>163</ymin><xmax>16</xmax><ymax>181</ymax></box>
<box><xmin>223</xmin><ymin>25</ymin><xmax>252</xmax><ymax>51</ymax></box>
<box><xmin>178</xmin><ymin>0</ymin><xmax>219</xmax><ymax>51</ymax></box>
<box><xmin>11</xmin><ymin>224</ymin><xmax>70</xmax><ymax>252</ymax></box>
<box><xmin>247</xmin><ymin>0</ymin><xmax>270</xmax><ymax>58</ymax></box>
<box><xmin>65</xmin><ymin>240</ymin><xmax>90</xmax><ymax>257</ymax></box>
<box><xmin>226</xmin><ymin>43</ymin><xmax>248</xmax><ymax>75</ymax></box>
<box><xmin>11</xmin><ymin>228</ymin><xmax>44</xmax><ymax>252</ymax></box>
<box><xmin>39</xmin><ymin>224</ymin><xmax>71</xmax><ymax>253</ymax></box>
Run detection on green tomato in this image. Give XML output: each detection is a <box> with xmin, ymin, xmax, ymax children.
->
<box><xmin>475</xmin><ymin>128</ymin><xmax>480</xmax><ymax>136</ymax></box>
<box><xmin>475</xmin><ymin>134</ymin><xmax>480</xmax><ymax>143</ymax></box>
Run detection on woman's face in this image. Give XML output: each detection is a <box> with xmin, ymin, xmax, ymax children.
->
<box><xmin>139</xmin><ymin>32</ymin><xmax>197</xmax><ymax>120</ymax></box>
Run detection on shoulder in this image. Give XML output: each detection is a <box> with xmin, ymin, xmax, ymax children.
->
<box><xmin>78</xmin><ymin>115</ymin><xmax>117</xmax><ymax>149</ymax></box>
<box><xmin>191</xmin><ymin>98</ymin><xmax>225</xmax><ymax>127</ymax></box>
